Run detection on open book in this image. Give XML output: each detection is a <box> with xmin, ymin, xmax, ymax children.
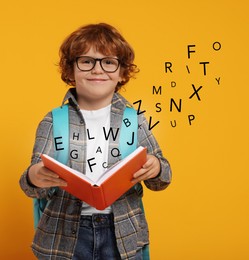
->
<box><xmin>41</xmin><ymin>146</ymin><xmax>147</xmax><ymax>210</ymax></box>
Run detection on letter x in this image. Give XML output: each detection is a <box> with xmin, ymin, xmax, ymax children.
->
<box><xmin>189</xmin><ymin>84</ymin><xmax>202</xmax><ymax>101</ymax></box>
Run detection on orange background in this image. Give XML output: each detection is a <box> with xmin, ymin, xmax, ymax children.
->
<box><xmin>0</xmin><ymin>0</ymin><xmax>248</xmax><ymax>259</ymax></box>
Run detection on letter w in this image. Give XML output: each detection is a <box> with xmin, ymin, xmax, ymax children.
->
<box><xmin>103</xmin><ymin>127</ymin><xmax>119</xmax><ymax>141</ymax></box>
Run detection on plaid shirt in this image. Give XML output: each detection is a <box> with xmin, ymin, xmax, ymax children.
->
<box><xmin>20</xmin><ymin>88</ymin><xmax>172</xmax><ymax>259</ymax></box>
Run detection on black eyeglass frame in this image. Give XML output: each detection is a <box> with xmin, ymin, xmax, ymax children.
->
<box><xmin>75</xmin><ymin>56</ymin><xmax>121</xmax><ymax>73</ymax></box>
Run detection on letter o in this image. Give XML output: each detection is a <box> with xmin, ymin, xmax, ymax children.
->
<box><xmin>213</xmin><ymin>41</ymin><xmax>221</xmax><ymax>51</ymax></box>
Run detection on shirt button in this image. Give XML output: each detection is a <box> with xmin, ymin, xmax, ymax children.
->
<box><xmin>72</xmin><ymin>230</ymin><xmax>76</xmax><ymax>235</ymax></box>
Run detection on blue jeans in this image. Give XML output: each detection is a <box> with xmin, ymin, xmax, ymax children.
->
<box><xmin>73</xmin><ymin>214</ymin><xmax>121</xmax><ymax>260</ymax></box>
<box><xmin>73</xmin><ymin>214</ymin><xmax>143</xmax><ymax>260</ymax></box>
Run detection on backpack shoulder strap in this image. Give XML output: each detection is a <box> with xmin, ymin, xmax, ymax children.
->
<box><xmin>119</xmin><ymin>106</ymin><xmax>138</xmax><ymax>159</ymax></box>
<box><xmin>33</xmin><ymin>104</ymin><xmax>69</xmax><ymax>229</ymax></box>
<box><xmin>52</xmin><ymin>104</ymin><xmax>69</xmax><ymax>164</ymax></box>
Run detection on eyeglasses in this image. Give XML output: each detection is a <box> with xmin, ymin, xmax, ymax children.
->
<box><xmin>76</xmin><ymin>56</ymin><xmax>120</xmax><ymax>73</ymax></box>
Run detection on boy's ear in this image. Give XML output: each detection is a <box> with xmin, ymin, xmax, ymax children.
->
<box><xmin>118</xmin><ymin>69</ymin><xmax>125</xmax><ymax>83</ymax></box>
<box><xmin>68</xmin><ymin>71</ymin><xmax>76</xmax><ymax>85</ymax></box>
<box><xmin>118</xmin><ymin>78</ymin><xmax>125</xmax><ymax>85</ymax></box>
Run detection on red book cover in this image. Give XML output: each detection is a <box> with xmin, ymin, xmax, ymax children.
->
<box><xmin>41</xmin><ymin>146</ymin><xmax>147</xmax><ymax>210</ymax></box>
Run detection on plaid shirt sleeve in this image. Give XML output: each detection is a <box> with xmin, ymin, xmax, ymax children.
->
<box><xmin>19</xmin><ymin>112</ymin><xmax>55</xmax><ymax>199</ymax></box>
<box><xmin>137</xmin><ymin>112</ymin><xmax>172</xmax><ymax>191</ymax></box>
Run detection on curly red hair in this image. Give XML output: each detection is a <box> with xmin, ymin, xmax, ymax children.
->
<box><xmin>59</xmin><ymin>23</ymin><xmax>139</xmax><ymax>91</ymax></box>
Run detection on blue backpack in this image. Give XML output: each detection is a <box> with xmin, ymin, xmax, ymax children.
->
<box><xmin>33</xmin><ymin>104</ymin><xmax>149</xmax><ymax>259</ymax></box>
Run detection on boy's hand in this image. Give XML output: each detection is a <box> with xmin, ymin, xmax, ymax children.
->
<box><xmin>132</xmin><ymin>155</ymin><xmax>160</xmax><ymax>184</ymax></box>
<box><xmin>28</xmin><ymin>162</ymin><xmax>67</xmax><ymax>188</ymax></box>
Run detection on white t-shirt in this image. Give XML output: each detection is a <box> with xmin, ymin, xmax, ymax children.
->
<box><xmin>80</xmin><ymin>104</ymin><xmax>112</xmax><ymax>215</ymax></box>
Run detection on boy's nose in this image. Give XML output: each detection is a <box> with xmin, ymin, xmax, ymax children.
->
<box><xmin>91</xmin><ymin>60</ymin><xmax>104</xmax><ymax>73</ymax></box>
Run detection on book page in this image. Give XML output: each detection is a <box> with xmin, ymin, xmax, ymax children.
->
<box><xmin>42</xmin><ymin>146</ymin><xmax>146</xmax><ymax>187</ymax></box>
<box><xmin>95</xmin><ymin>146</ymin><xmax>145</xmax><ymax>185</ymax></box>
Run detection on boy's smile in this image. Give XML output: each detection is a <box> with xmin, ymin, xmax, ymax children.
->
<box><xmin>74</xmin><ymin>48</ymin><xmax>122</xmax><ymax>110</ymax></box>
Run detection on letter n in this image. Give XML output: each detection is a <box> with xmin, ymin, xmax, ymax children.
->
<box><xmin>170</xmin><ymin>98</ymin><xmax>182</xmax><ymax>112</ymax></box>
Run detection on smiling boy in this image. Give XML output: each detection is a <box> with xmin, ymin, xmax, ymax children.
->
<box><xmin>20</xmin><ymin>23</ymin><xmax>172</xmax><ymax>260</ymax></box>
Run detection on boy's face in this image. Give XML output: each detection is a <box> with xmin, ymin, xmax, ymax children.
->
<box><xmin>74</xmin><ymin>47</ymin><xmax>122</xmax><ymax>110</ymax></box>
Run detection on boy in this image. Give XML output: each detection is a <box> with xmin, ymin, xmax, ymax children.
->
<box><xmin>20</xmin><ymin>23</ymin><xmax>172</xmax><ymax>260</ymax></box>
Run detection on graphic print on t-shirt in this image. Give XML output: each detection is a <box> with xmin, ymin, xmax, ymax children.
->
<box><xmin>81</xmin><ymin>105</ymin><xmax>111</xmax><ymax>182</ymax></box>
